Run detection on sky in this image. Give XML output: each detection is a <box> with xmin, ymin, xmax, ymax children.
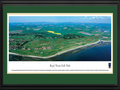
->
<box><xmin>9</xmin><ymin>16</ymin><xmax>111</xmax><ymax>23</ymax></box>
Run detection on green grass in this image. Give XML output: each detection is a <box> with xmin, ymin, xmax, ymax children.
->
<box><xmin>10</xmin><ymin>35</ymin><xmax>100</xmax><ymax>57</ymax></box>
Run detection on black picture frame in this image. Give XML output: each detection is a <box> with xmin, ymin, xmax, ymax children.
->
<box><xmin>0</xmin><ymin>0</ymin><xmax>120</xmax><ymax>89</ymax></box>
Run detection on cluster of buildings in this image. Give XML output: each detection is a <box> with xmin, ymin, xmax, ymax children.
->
<box><xmin>9</xmin><ymin>38</ymin><xmax>27</xmax><ymax>50</ymax></box>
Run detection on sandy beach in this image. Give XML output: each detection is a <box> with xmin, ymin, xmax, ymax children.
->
<box><xmin>9</xmin><ymin>40</ymin><xmax>111</xmax><ymax>59</ymax></box>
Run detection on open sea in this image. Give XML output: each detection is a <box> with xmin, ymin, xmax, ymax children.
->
<box><xmin>58</xmin><ymin>44</ymin><xmax>111</xmax><ymax>61</ymax></box>
<box><xmin>9</xmin><ymin>43</ymin><xmax>111</xmax><ymax>61</ymax></box>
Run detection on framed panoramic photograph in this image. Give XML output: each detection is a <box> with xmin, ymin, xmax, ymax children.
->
<box><xmin>8</xmin><ymin>13</ymin><xmax>113</xmax><ymax>74</ymax></box>
<box><xmin>1</xmin><ymin>0</ymin><xmax>120</xmax><ymax>89</ymax></box>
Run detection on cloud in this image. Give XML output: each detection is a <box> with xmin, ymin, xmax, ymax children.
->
<box><xmin>9</xmin><ymin>16</ymin><xmax>111</xmax><ymax>23</ymax></box>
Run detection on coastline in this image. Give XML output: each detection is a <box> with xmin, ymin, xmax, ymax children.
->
<box><xmin>9</xmin><ymin>40</ymin><xmax>111</xmax><ymax>59</ymax></box>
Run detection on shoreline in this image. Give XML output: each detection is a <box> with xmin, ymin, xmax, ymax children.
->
<box><xmin>9</xmin><ymin>40</ymin><xmax>111</xmax><ymax>59</ymax></box>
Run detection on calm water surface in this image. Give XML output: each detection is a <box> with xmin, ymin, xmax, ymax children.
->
<box><xmin>9</xmin><ymin>43</ymin><xmax>111</xmax><ymax>61</ymax></box>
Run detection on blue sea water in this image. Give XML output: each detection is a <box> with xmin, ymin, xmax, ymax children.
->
<box><xmin>59</xmin><ymin>44</ymin><xmax>111</xmax><ymax>61</ymax></box>
<box><xmin>9</xmin><ymin>44</ymin><xmax>111</xmax><ymax>61</ymax></box>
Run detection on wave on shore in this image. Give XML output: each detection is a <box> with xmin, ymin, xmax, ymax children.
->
<box><xmin>9</xmin><ymin>40</ymin><xmax>111</xmax><ymax>59</ymax></box>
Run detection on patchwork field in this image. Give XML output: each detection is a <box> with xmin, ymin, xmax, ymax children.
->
<box><xmin>9</xmin><ymin>22</ymin><xmax>111</xmax><ymax>57</ymax></box>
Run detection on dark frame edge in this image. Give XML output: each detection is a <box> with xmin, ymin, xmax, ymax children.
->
<box><xmin>0</xmin><ymin>0</ymin><xmax>3</xmax><ymax>89</ymax></box>
<box><xmin>0</xmin><ymin>0</ymin><xmax>120</xmax><ymax>4</ymax></box>
<box><xmin>0</xmin><ymin>0</ymin><xmax>120</xmax><ymax>89</ymax></box>
<box><xmin>117</xmin><ymin>2</ymin><xmax>120</xmax><ymax>89</ymax></box>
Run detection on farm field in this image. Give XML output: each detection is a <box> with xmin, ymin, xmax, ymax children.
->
<box><xmin>9</xmin><ymin>22</ymin><xmax>111</xmax><ymax>57</ymax></box>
